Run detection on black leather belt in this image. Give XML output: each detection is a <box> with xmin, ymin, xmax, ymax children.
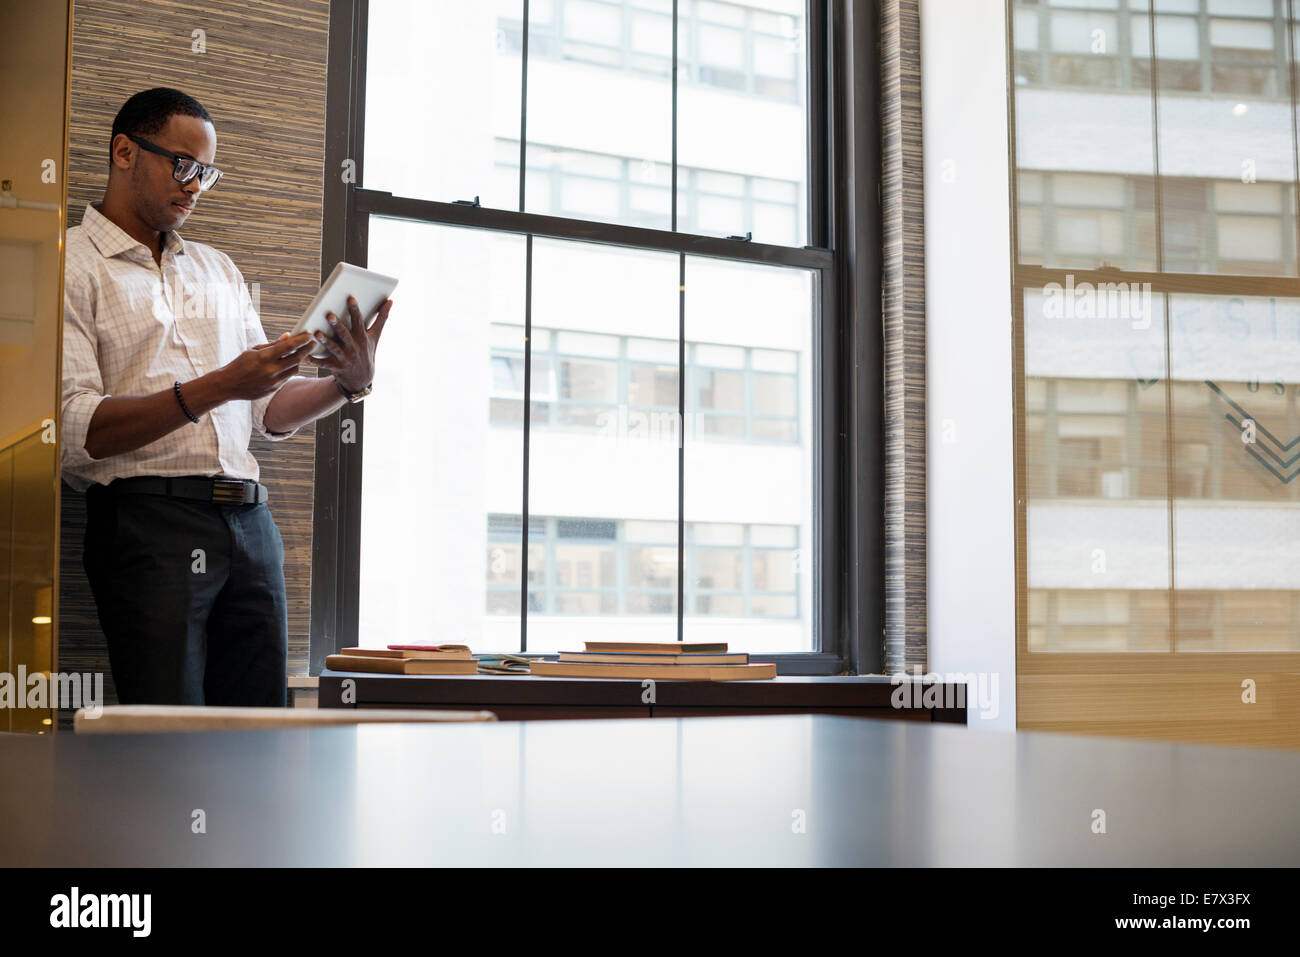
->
<box><xmin>100</xmin><ymin>475</ymin><xmax>268</xmax><ymax>505</ymax></box>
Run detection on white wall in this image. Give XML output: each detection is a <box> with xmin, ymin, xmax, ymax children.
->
<box><xmin>921</xmin><ymin>0</ymin><xmax>1016</xmax><ymax>731</ymax></box>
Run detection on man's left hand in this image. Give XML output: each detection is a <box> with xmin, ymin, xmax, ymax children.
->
<box><xmin>305</xmin><ymin>295</ymin><xmax>393</xmax><ymax>392</ymax></box>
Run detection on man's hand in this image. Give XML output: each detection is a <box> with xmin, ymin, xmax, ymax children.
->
<box><xmin>304</xmin><ymin>295</ymin><xmax>392</xmax><ymax>392</ymax></box>
<box><xmin>220</xmin><ymin>331</ymin><xmax>317</xmax><ymax>400</ymax></box>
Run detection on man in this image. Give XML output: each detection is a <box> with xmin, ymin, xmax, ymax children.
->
<box><xmin>62</xmin><ymin>87</ymin><xmax>391</xmax><ymax>706</ymax></box>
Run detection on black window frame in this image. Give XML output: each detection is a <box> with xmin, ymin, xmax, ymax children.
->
<box><xmin>310</xmin><ymin>0</ymin><xmax>883</xmax><ymax>676</ymax></box>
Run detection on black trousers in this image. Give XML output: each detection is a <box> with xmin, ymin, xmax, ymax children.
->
<box><xmin>82</xmin><ymin>484</ymin><xmax>289</xmax><ymax>706</ymax></box>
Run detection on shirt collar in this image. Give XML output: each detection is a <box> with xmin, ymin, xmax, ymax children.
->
<box><xmin>81</xmin><ymin>201</ymin><xmax>186</xmax><ymax>261</ymax></box>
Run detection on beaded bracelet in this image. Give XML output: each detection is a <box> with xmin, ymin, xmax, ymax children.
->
<box><xmin>174</xmin><ymin>380</ymin><xmax>200</xmax><ymax>424</ymax></box>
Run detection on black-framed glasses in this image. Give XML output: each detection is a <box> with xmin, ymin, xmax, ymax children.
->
<box><xmin>127</xmin><ymin>133</ymin><xmax>223</xmax><ymax>192</ymax></box>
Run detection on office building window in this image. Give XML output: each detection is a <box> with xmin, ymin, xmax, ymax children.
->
<box><xmin>486</xmin><ymin>513</ymin><xmax>800</xmax><ymax>619</ymax></box>
<box><xmin>497</xmin><ymin>0</ymin><xmax>802</xmax><ymax>102</ymax></box>
<box><xmin>366</xmin><ymin>1</ymin><xmax>807</xmax><ymax>244</ymax></box>
<box><xmin>502</xmin><ymin>138</ymin><xmax>802</xmax><ymax>243</ymax></box>
<box><xmin>1029</xmin><ymin>587</ymin><xmax>1300</xmax><ymax>653</ymax></box>
<box><xmin>353</xmin><ymin>219</ymin><xmax>816</xmax><ymax>656</ymax></box>
<box><xmin>1018</xmin><ymin>170</ymin><xmax>1296</xmax><ymax>274</ymax></box>
<box><xmin>1013</xmin><ymin>0</ymin><xmax>1290</xmax><ymax>98</ymax></box>
<box><xmin>1011</xmin><ymin>0</ymin><xmax>1300</xmax><ymax>666</ymax></box>
<box><xmin>488</xmin><ymin>322</ymin><xmax>800</xmax><ymax>443</ymax></box>
<box><xmin>335</xmin><ymin>0</ymin><xmax>826</xmax><ymax>660</ymax></box>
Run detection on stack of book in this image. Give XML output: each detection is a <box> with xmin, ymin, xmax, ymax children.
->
<box><xmin>530</xmin><ymin>641</ymin><xmax>775</xmax><ymax>680</ymax></box>
<box><xmin>477</xmin><ymin>653</ymin><xmax>532</xmax><ymax>675</ymax></box>
<box><xmin>324</xmin><ymin>644</ymin><xmax>477</xmax><ymax>675</ymax></box>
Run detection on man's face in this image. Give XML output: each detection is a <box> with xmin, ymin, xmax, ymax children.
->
<box><xmin>115</xmin><ymin>112</ymin><xmax>217</xmax><ymax>233</ymax></box>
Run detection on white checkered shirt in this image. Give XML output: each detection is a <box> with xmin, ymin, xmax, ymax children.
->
<box><xmin>61</xmin><ymin>201</ymin><xmax>306</xmax><ymax>492</ymax></box>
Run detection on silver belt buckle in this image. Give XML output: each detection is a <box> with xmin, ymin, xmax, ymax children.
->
<box><xmin>212</xmin><ymin>478</ymin><xmax>247</xmax><ymax>503</ymax></box>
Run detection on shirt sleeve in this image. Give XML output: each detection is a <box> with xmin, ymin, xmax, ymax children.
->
<box><xmin>61</xmin><ymin>266</ymin><xmax>110</xmax><ymax>467</ymax></box>
<box><xmin>239</xmin><ymin>270</ymin><xmax>307</xmax><ymax>442</ymax></box>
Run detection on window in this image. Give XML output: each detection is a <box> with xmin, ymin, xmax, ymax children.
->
<box><xmin>504</xmin><ymin>138</ymin><xmax>801</xmax><ymax>242</ymax></box>
<box><xmin>1017</xmin><ymin>170</ymin><xmax>1296</xmax><ymax>273</ymax></box>
<box><xmin>1010</xmin><ymin>0</ymin><xmax>1300</xmax><ymax>666</ymax></box>
<box><xmin>1030</xmin><ymin>587</ymin><xmax>1300</xmax><ymax>653</ymax></box>
<box><xmin>487</xmin><ymin>512</ymin><xmax>801</xmax><ymax>626</ymax></box>
<box><xmin>488</xmin><ymin>322</ymin><xmax>800</xmax><ymax>442</ymax></box>
<box><xmin>499</xmin><ymin>0</ymin><xmax>802</xmax><ymax>102</ymax></box>
<box><xmin>1013</xmin><ymin>0</ymin><xmax>1289</xmax><ymax>98</ymax></box>
<box><xmin>324</xmin><ymin>0</ymin><xmax>835</xmax><ymax>664</ymax></box>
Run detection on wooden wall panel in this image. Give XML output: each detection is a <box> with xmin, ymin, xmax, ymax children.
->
<box><xmin>1019</xmin><ymin>673</ymin><xmax>1300</xmax><ymax>749</ymax></box>
<box><xmin>58</xmin><ymin>0</ymin><xmax>330</xmax><ymax>716</ymax></box>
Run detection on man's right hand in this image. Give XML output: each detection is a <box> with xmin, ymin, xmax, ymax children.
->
<box><xmin>220</xmin><ymin>332</ymin><xmax>318</xmax><ymax>400</ymax></box>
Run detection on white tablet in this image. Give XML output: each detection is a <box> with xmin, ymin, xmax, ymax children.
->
<box><xmin>293</xmin><ymin>261</ymin><xmax>399</xmax><ymax>358</ymax></box>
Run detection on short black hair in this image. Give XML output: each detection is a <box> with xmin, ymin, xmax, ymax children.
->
<box><xmin>108</xmin><ymin>87</ymin><xmax>213</xmax><ymax>165</ymax></box>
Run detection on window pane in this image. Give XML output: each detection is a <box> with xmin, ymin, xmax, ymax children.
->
<box><xmin>366</xmin><ymin>0</ymin><xmax>523</xmax><ymax>210</ymax></box>
<box><xmin>1217</xmin><ymin>215</ymin><xmax>1282</xmax><ymax>263</ymax></box>
<box><xmin>696</xmin><ymin>548</ymin><xmax>743</xmax><ymax>590</ymax></box>
<box><xmin>754</xmin><ymin>372</ymin><xmax>796</xmax><ymax>416</ymax></box>
<box><xmin>699</xmin><ymin>24</ymin><xmax>744</xmax><ymax>69</ymax></box>
<box><xmin>695</xmin><ymin>342</ymin><xmax>745</xmax><ymax>368</ymax></box>
<box><xmin>559</xmin><ymin>357</ymin><xmax>617</xmax><ymax>402</ymax></box>
<box><xmin>1207</xmin><ymin>0</ymin><xmax>1272</xmax><ymax>14</ymax></box>
<box><xmin>1052</xmin><ymin>173</ymin><xmax>1126</xmax><ymax>207</ymax></box>
<box><xmin>753</xmin><ymin>549</ymin><xmax>797</xmax><ymax>592</ymax></box>
<box><xmin>754</xmin><ymin>418</ymin><xmax>797</xmax><ymax>441</ymax></box>
<box><xmin>1167</xmin><ymin>294</ymin><xmax>1300</xmax><ymax>651</ymax></box>
<box><xmin>625</xmin><ymin>519</ymin><xmax>676</xmax><ymax>542</ymax></box>
<box><xmin>626</xmin><ymin>592</ymin><xmax>676</xmax><ymax>614</ymax></box>
<box><xmin>1132</xmin><ymin>16</ymin><xmax>1199</xmax><ymax>60</ymax></box>
<box><xmin>1014</xmin><ymin>31</ymin><xmax>1158</xmax><ymax>268</ymax></box>
<box><xmin>1015</xmin><ymin>9</ymin><xmax>1039</xmax><ymax>51</ymax></box>
<box><xmin>628</xmin><ymin>336</ymin><xmax>677</xmax><ymax>362</ymax></box>
<box><xmin>750</xmin><ymin>594</ymin><xmax>796</xmax><ymax>617</ymax></box>
<box><xmin>698</xmin><ymin>194</ymin><xmax>746</xmax><ymax>233</ymax></box>
<box><xmin>694</xmin><ymin>522</ymin><xmax>744</xmax><ymax>546</ymax></box>
<box><xmin>694</xmin><ymin>368</ymin><xmax>745</xmax><ymax>412</ymax></box>
<box><xmin>752</xmin><ymin>347</ymin><xmax>797</xmax><ymax>373</ymax></box>
<box><xmin>566</xmin><ymin>0</ymin><xmax>620</xmax><ymax>45</ymax></box>
<box><xmin>492</xmin><ymin>353</ymin><xmax>527</xmax><ymax>395</ymax></box>
<box><xmin>629</xmin><ymin>362</ymin><xmax>679</xmax><ymax>407</ymax></box>
<box><xmin>1022</xmin><ymin>286</ymin><xmax>1172</xmax><ymax>651</ymax></box>
<box><xmin>555</xmin><ymin>543</ymin><xmax>616</xmax><ymax>588</ymax></box>
<box><xmin>560</xmin><ymin>176</ymin><xmax>621</xmax><ymax>217</ymax></box>
<box><xmin>1209</xmin><ymin>19</ymin><xmax>1275</xmax><ymax>55</ymax></box>
<box><xmin>754</xmin><ymin>35</ymin><xmax>796</xmax><ymax>80</ymax></box>
<box><xmin>556</xmin><ymin>329</ymin><xmax>619</xmax><ymax>356</ymax></box>
<box><xmin>698</xmin><ymin>1</ymin><xmax>744</xmax><ymax>28</ymax></box>
<box><xmin>680</xmin><ymin>0</ymin><xmax>806</xmax><ymax>245</ymax></box>
<box><xmin>525</xmin><ymin>0</ymin><xmax>672</xmax><ymax>227</ymax></box>
<box><xmin>751</xmin><ymin>524</ymin><xmax>797</xmax><ymax>548</ymax></box>
<box><xmin>1157</xmin><ymin>7</ymin><xmax>1296</xmax><ymax>275</ymax></box>
<box><xmin>526</xmin><ymin>238</ymin><xmax>679</xmax><ymax>648</ymax></box>
<box><xmin>684</xmin><ymin>257</ymin><xmax>814</xmax><ymax>650</ymax></box>
<box><xmin>696</xmin><ymin>593</ymin><xmax>744</xmax><ymax>616</ymax></box>
<box><xmin>360</xmin><ymin>218</ymin><xmax>527</xmax><ymax>649</ymax></box>
<box><xmin>631</xmin><ymin>11</ymin><xmax>673</xmax><ymax>57</ymax></box>
<box><xmin>703</xmin><ymin>414</ymin><xmax>746</xmax><ymax>437</ymax></box>
<box><xmin>697</xmin><ymin>169</ymin><xmax>745</xmax><ymax>196</ymax></box>
<box><xmin>628</xmin><ymin>546</ymin><xmax>677</xmax><ymax>589</ymax></box>
<box><xmin>1049</xmin><ymin>12</ymin><xmax>1116</xmax><ymax>55</ymax></box>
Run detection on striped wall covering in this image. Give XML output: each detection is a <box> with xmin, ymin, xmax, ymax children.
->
<box><xmin>58</xmin><ymin>0</ymin><xmax>330</xmax><ymax>714</ymax></box>
<box><xmin>880</xmin><ymin>0</ymin><xmax>928</xmax><ymax>674</ymax></box>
